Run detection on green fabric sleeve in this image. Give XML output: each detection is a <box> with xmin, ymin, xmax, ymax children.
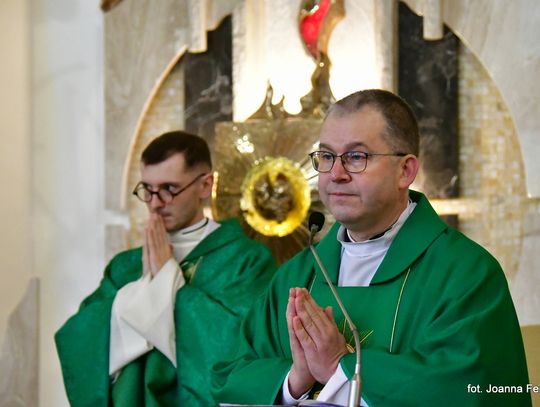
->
<box><xmin>176</xmin><ymin>243</ymin><xmax>277</xmax><ymax>406</ymax></box>
<box><xmin>212</xmin><ymin>252</ymin><xmax>313</xmax><ymax>405</ymax></box>
<box><xmin>55</xmin><ymin>250</ymin><xmax>143</xmax><ymax>407</ymax></box>
<box><xmin>211</xmin><ymin>292</ymin><xmax>293</xmax><ymax>405</ymax></box>
<box><xmin>54</xmin><ymin>263</ymin><xmax>119</xmax><ymax>407</ymax></box>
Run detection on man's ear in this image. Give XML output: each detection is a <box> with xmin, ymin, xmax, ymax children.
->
<box><xmin>398</xmin><ymin>155</ymin><xmax>419</xmax><ymax>190</ymax></box>
<box><xmin>200</xmin><ymin>172</ymin><xmax>214</xmax><ymax>199</ymax></box>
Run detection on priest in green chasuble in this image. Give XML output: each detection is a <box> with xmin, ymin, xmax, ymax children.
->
<box><xmin>55</xmin><ymin>131</ymin><xmax>276</xmax><ymax>406</ymax></box>
<box><xmin>212</xmin><ymin>89</ymin><xmax>531</xmax><ymax>406</ymax></box>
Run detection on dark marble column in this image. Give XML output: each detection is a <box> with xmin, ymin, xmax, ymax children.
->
<box><xmin>183</xmin><ymin>16</ymin><xmax>233</xmax><ymax>149</ymax></box>
<box><xmin>398</xmin><ymin>1</ymin><xmax>459</xmax><ymax>201</ymax></box>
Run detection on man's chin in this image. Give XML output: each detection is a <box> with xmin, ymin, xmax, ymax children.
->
<box><xmin>161</xmin><ymin>217</ymin><xmax>180</xmax><ymax>232</ymax></box>
<box><xmin>331</xmin><ymin>209</ymin><xmax>364</xmax><ymax>228</ymax></box>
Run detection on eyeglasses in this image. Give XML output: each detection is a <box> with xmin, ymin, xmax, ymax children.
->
<box><xmin>132</xmin><ymin>173</ymin><xmax>208</xmax><ymax>203</ymax></box>
<box><xmin>309</xmin><ymin>151</ymin><xmax>407</xmax><ymax>173</ymax></box>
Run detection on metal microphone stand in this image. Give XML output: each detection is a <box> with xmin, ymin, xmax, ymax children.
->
<box><xmin>309</xmin><ymin>226</ymin><xmax>361</xmax><ymax>407</ymax></box>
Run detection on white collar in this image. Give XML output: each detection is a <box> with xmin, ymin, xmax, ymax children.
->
<box><xmin>169</xmin><ymin>218</ymin><xmax>209</xmax><ymax>244</ymax></box>
<box><xmin>167</xmin><ymin>218</ymin><xmax>222</xmax><ymax>262</ymax></box>
<box><xmin>337</xmin><ymin>201</ymin><xmax>416</xmax><ymax>257</ymax></box>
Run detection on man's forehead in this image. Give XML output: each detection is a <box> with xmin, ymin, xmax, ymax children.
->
<box><xmin>318</xmin><ymin>128</ymin><xmax>379</xmax><ymax>151</ymax></box>
<box><xmin>140</xmin><ymin>159</ymin><xmax>187</xmax><ymax>183</ymax></box>
<box><xmin>139</xmin><ymin>175</ymin><xmax>183</xmax><ymax>187</ymax></box>
<box><xmin>141</xmin><ymin>152</ymin><xmax>187</xmax><ymax>169</ymax></box>
<box><xmin>318</xmin><ymin>108</ymin><xmax>385</xmax><ymax>149</ymax></box>
<box><xmin>318</xmin><ymin>141</ymin><xmax>368</xmax><ymax>151</ymax></box>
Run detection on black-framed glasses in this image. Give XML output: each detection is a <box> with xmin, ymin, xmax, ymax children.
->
<box><xmin>132</xmin><ymin>173</ymin><xmax>208</xmax><ymax>203</ymax></box>
<box><xmin>309</xmin><ymin>151</ymin><xmax>407</xmax><ymax>173</ymax></box>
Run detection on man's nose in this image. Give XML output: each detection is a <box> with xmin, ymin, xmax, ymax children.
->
<box><xmin>148</xmin><ymin>193</ymin><xmax>165</xmax><ymax>211</ymax></box>
<box><xmin>331</xmin><ymin>157</ymin><xmax>351</xmax><ymax>182</ymax></box>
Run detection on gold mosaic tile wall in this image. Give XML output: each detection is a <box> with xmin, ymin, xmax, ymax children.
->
<box><xmin>458</xmin><ymin>46</ymin><xmax>526</xmax><ymax>282</ymax></box>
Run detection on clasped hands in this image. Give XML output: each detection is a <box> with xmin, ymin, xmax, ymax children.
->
<box><xmin>142</xmin><ymin>213</ymin><xmax>173</xmax><ymax>278</ymax></box>
<box><xmin>287</xmin><ymin>287</ymin><xmax>349</xmax><ymax>398</ymax></box>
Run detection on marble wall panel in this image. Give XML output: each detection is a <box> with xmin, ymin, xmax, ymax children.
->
<box><xmin>374</xmin><ymin>0</ymin><xmax>398</xmax><ymax>91</ymax></box>
<box><xmin>399</xmin><ymin>2</ymin><xmax>459</xmax><ymax>199</ymax></box>
<box><xmin>105</xmin><ymin>0</ymin><xmax>188</xmax><ymax>211</ymax></box>
<box><xmin>105</xmin><ymin>0</ymin><xmax>238</xmax><ymax>212</ymax></box>
<box><xmin>513</xmin><ymin>205</ymin><xmax>540</xmax><ymax>325</ymax></box>
<box><xmin>395</xmin><ymin>1</ymin><xmax>539</xmax><ymax>323</ymax></box>
<box><xmin>30</xmin><ymin>2</ymin><xmax>105</xmax><ymax>406</ymax></box>
<box><xmin>402</xmin><ymin>0</ymin><xmax>540</xmax><ymax>197</ymax></box>
<box><xmin>0</xmin><ymin>0</ymin><xmax>32</xmax><ymax>351</ymax></box>
<box><xmin>0</xmin><ymin>279</ymin><xmax>39</xmax><ymax>407</ymax></box>
<box><xmin>458</xmin><ymin>46</ymin><xmax>540</xmax><ymax>324</ymax></box>
<box><xmin>184</xmin><ymin>16</ymin><xmax>233</xmax><ymax>146</ymax></box>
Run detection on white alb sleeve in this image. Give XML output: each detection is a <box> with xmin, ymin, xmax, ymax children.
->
<box><xmin>108</xmin><ymin>258</ymin><xmax>185</xmax><ymax>375</ymax></box>
<box><xmin>316</xmin><ymin>364</ymin><xmax>369</xmax><ymax>406</ymax></box>
<box><xmin>280</xmin><ymin>370</ymin><xmax>310</xmax><ymax>405</ymax></box>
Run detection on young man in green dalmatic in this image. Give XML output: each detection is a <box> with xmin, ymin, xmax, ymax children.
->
<box><xmin>213</xmin><ymin>89</ymin><xmax>531</xmax><ymax>406</ymax></box>
<box><xmin>55</xmin><ymin>131</ymin><xmax>276</xmax><ymax>406</ymax></box>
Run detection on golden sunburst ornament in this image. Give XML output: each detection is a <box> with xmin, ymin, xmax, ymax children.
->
<box><xmin>240</xmin><ymin>156</ymin><xmax>311</xmax><ymax>237</ymax></box>
<box><xmin>211</xmin><ymin>117</ymin><xmax>327</xmax><ymax>264</ymax></box>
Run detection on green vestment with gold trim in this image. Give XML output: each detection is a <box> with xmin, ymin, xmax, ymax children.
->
<box><xmin>55</xmin><ymin>219</ymin><xmax>276</xmax><ymax>407</ymax></box>
<box><xmin>213</xmin><ymin>192</ymin><xmax>531</xmax><ymax>407</ymax></box>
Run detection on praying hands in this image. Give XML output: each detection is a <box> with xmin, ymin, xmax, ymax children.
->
<box><xmin>286</xmin><ymin>287</ymin><xmax>349</xmax><ymax>398</ymax></box>
<box><xmin>142</xmin><ymin>213</ymin><xmax>173</xmax><ymax>277</ymax></box>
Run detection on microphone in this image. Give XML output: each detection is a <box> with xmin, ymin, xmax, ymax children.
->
<box><xmin>308</xmin><ymin>212</ymin><xmax>362</xmax><ymax>407</ymax></box>
<box><xmin>308</xmin><ymin>212</ymin><xmax>325</xmax><ymax>243</ymax></box>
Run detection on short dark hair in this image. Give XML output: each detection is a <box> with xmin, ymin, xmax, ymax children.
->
<box><xmin>141</xmin><ymin>130</ymin><xmax>212</xmax><ymax>169</ymax></box>
<box><xmin>327</xmin><ymin>89</ymin><xmax>419</xmax><ymax>156</ymax></box>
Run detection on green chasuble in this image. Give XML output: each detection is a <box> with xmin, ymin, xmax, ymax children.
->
<box><xmin>55</xmin><ymin>219</ymin><xmax>276</xmax><ymax>407</ymax></box>
<box><xmin>213</xmin><ymin>192</ymin><xmax>531</xmax><ymax>407</ymax></box>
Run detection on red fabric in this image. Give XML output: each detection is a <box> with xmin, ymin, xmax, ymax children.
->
<box><xmin>300</xmin><ymin>0</ymin><xmax>331</xmax><ymax>59</ymax></box>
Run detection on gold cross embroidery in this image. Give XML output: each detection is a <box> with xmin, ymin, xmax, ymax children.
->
<box><xmin>180</xmin><ymin>257</ymin><xmax>203</xmax><ymax>284</ymax></box>
<box><xmin>340</xmin><ymin>318</ymin><xmax>373</xmax><ymax>353</ymax></box>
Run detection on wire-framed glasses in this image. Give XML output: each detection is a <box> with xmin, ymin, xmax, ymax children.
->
<box><xmin>308</xmin><ymin>151</ymin><xmax>407</xmax><ymax>173</ymax></box>
<box><xmin>132</xmin><ymin>173</ymin><xmax>208</xmax><ymax>203</ymax></box>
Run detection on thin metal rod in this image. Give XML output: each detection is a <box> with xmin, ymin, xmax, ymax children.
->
<box><xmin>309</xmin><ymin>228</ymin><xmax>361</xmax><ymax>406</ymax></box>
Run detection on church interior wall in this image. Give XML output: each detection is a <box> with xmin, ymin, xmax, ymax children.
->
<box><xmin>0</xmin><ymin>1</ymin><xmax>106</xmax><ymax>405</ymax></box>
<box><xmin>0</xmin><ymin>0</ymin><xmax>31</xmax><ymax>351</ymax></box>
<box><xmin>0</xmin><ymin>1</ymin><xmax>538</xmax><ymax>406</ymax></box>
<box><xmin>0</xmin><ymin>0</ymin><xmax>35</xmax><ymax>405</ymax></box>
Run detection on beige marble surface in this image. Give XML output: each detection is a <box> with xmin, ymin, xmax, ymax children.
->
<box><xmin>0</xmin><ymin>0</ymin><xmax>31</xmax><ymax>355</ymax></box>
<box><xmin>374</xmin><ymin>0</ymin><xmax>398</xmax><ymax>91</ymax></box>
<box><xmin>0</xmin><ymin>279</ymin><xmax>39</xmax><ymax>407</ymax></box>
<box><xmin>105</xmin><ymin>0</ymin><xmax>239</xmax><ymax>212</ymax></box>
<box><xmin>29</xmin><ymin>2</ymin><xmax>105</xmax><ymax>406</ymax></box>
<box><xmin>513</xmin><ymin>205</ymin><xmax>540</xmax><ymax>325</ymax></box>
<box><xmin>105</xmin><ymin>0</ymin><xmax>188</xmax><ymax>212</ymax></box>
<box><xmin>455</xmin><ymin>46</ymin><xmax>540</xmax><ymax>326</ymax></box>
